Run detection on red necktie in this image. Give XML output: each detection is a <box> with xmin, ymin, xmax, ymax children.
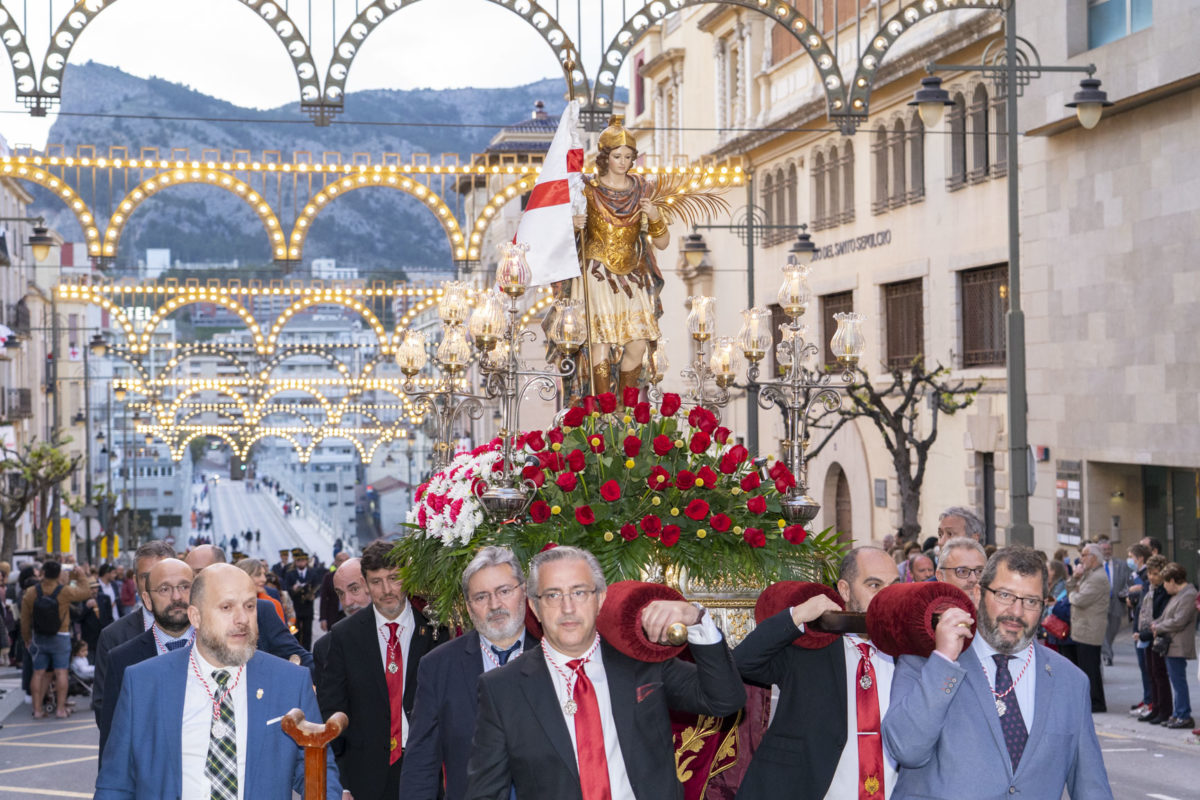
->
<box><xmin>386</xmin><ymin>621</ymin><xmax>404</xmax><ymax>764</ymax></box>
<box><xmin>566</xmin><ymin>658</ymin><xmax>612</xmax><ymax>800</ymax></box>
<box><xmin>856</xmin><ymin>641</ymin><xmax>885</xmax><ymax>800</ymax></box>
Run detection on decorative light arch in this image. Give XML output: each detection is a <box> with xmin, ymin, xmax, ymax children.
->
<box><xmin>170</xmin><ymin>429</ymin><xmax>243</xmax><ymax>463</ymax></box>
<box><xmin>0</xmin><ymin>161</ymin><xmax>102</xmax><ymax>254</ymax></box>
<box><xmin>257</xmin><ymin>347</ymin><xmax>355</xmax><ymax>382</ymax></box>
<box><xmin>251</xmin><ymin>385</ymin><xmax>333</xmax><ymax>426</ymax></box>
<box><xmin>262</xmin><ymin>292</ymin><xmax>389</xmax><ymax>353</ymax></box>
<box><xmin>242</xmin><ymin>429</ymin><xmax>312</xmax><ymax>463</ymax></box>
<box><xmin>134</xmin><ymin>291</ymin><xmax>263</xmax><ymax>354</ymax></box>
<box><xmin>286</xmin><ymin>169</ymin><xmax>462</xmax><ymax>262</ymax></box>
<box><xmin>0</xmin><ymin>3</ymin><xmax>36</xmax><ymax>103</ymax></box>
<box><xmin>304</xmin><ymin>432</ymin><xmax>368</xmax><ymax>464</ymax></box>
<box><xmin>165</xmin><ymin>388</ymin><xmax>252</xmax><ymax>426</ymax></box>
<box><xmin>467</xmin><ymin>174</ymin><xmax>536</xmax><ymax>260</ymax></box>
<box><xmin>162</xmin><ymin>346</ymin><xmax>253</xmax><ymax>383</ymax></box>
<box><xmin>104</xmin><ymin>168</ymin><xmax>287</xmax><ymax>261</ymax></box>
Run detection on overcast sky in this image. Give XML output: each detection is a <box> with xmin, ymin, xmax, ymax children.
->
<box><xmin>0</xmin><ymin>0</ymin><xmax>625</xmax><ymax>149</ymax></box>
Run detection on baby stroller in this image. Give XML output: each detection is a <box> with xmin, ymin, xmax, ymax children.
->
<box><xmin>39</xmin><ymin>658</ymin><xmax>94</xmax><ymax>715</ymax></box>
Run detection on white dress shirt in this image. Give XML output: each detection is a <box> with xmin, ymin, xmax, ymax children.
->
<box><xmin>99</xmin><ymin>579</ymin><xmax>118</xmax><ymax>608</ymax></box>
<box><xmin>823</xmin><ymin>634</ymin><xmax>898</xmax><ymax>800</ymax></box>
<box><xmin>479</xmin><ymin>630</ymin><xmax>526</xmax><ymax>674</ymax></box>
<box><xmin>151</xmin><ymin>624</ymin><xmax>196</xmax><ymax>655</ymax></box>
<box><xmin>373</xmin><ymin>602</ymin><xmax>415</xmax><ymax>746</ymax></box>
<box><xmin>973</xmin><ymin>635</ymin><xmax>1037</xmax><ymax>733</ymax></box>
<box><xmin>181</xmin><ymin>648</ymin><xmax>248</xmax><ymax>800</ymax></box>
<box><xmin>541</xmin><ymin>613</ymin><xmax>723</xmax><ymax>800</ymax></box>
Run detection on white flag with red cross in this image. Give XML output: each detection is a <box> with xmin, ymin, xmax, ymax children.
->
<box><xmin>515</xmin><ymin>100</ymin><xmax>585</xmax><ymax>286</ymax></box>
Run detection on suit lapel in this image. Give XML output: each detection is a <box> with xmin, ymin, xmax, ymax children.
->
<box><xmin>355</xmin><ymin>609</ymin><xmax>389</xmax><ymax>706</ymax></box>
<box><xmin>601</xmin><ymin>642</ymin><xmax>639</xmax><ymax>759</ymax></box>
<box><xmin>405</xmin><ymin>614</ymin><xmax>436</xmax><ymax>713</ymax></box>
<box><xmin>244</xmin><ymin>653</ymin><xmax>269</xmax><ymax>796</ymax></box>
<box><xmin>832</xmin><ymin>638</ymin><xmax>848</xmax><ymax>734</ymax></box>
<box><xmin>520</xmin><ymin>645</ymin><xmax>578</xmax><ymax>778</ymax></box>
<box><xmin>165</xmin><ymin>650</ymin><xmax>189</xmax><ymax>794</ymax></box>
<box><xmin>1016</xmin><ymin>645</ymin><xmax>1054</xmax><ymax>778</ymax></box>
<box><xmin>460</xmin><ymin>631</ymin><xmax>484</xmax><ymax>715</ymax></box>
<box><xmin>959</xmin><ymin>647</ymin><xmax>1012</xmax><ymax>777</ymax></box>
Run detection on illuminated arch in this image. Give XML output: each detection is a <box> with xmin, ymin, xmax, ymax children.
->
<box><xmin>38</xmin><ymin>0</ymin><xmax>319</xmax><ymax>114</ymax></box>
<box><xmin>177</xmin><ymin>407</ymin><xmax>244</xmax><ymax>427</ymax></box>
<box><xmin>166</xmin><ymin>387</ymin><xmax>251</xmax><ymax>426</ymax></box>
<box><xmin>0</xmin><ymin>3</ymin><xmax>37</xmax><ymax>102</ymax></box>
<box><xmin>251</xmin><ymin>386</ymin><xmax>333</xmax><ymax>425</ymax></box>
<box><xmin>104</xmin><ymin>168</ymin><xmax>286</xmax><ymax>261</ymax></box>
<box><xmin>845</xmin><ymin>0</ymin><xmax>1003</xmax><ymax>118</ymax></box>
<box><xmin>242</xmin><ymin>429</ymin><xmax>309</xmax><ymax>462</ymax></box>
<box><xmin>323</xmin><ymin>0</ymin><xmax>587</xmax><ymax>109</ymax></box>
<box><xmin>286</xmin><ymin>169</ymin><xmax>463</xmax><ymax>262</ymax></box>
<box><xmin>1</xmin><ymin>161</ymin><xmax>103</xmax><ymax>254</ymax></box>
<box><xmin>304</xmin><ymin>432</ymin><xmax>368</xmax><ymax>464</ymax></box>
<box><xmin>133</xmin><ymin>291</ymin><xmax>263</xmax><ymax>354</ymax></box>
<box><xmin>592</xmin><ymin>1</ymin><xmax>838</xmax><ymax>120</ymax></box>
<box><xmin>264</xmin><ymin>292</ymin><xmax>388</xmax><ymax>353</ymax></box>
<box><xmin>467</xmin><ymin>174</ymin><xmax>537</xmax><ymax>261</ymax></box>
<box><xmin>170</xmin><ymin>430</ymin><xmax>243</xmax><ymax>463</ymax></box>
<box><xmin>389</xmin><ymin>291</ymin><xmax>443</xmax><ymax>345</ymax></box>
<box><xmin>162</xmin><ymin>346</ymin><xmax>253</xmax><ymax>383</ymax></box>
<box><xmin>257</xmin><ymin>346</ymin><xmax>355</xmax><ymax>382</ymax></box>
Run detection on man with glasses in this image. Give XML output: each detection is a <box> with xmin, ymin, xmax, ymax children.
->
<box><xmin>97</xmin><ymin>558</ymin><xmax>195</xmax><ymax>758</ymax></box>
<box><xmin>317</xmin><ymin>539</ymin><xmax>446</xmax><ymax>800</ymax></box>
<box><xmin>935</xmin><ymin>537</ymin><xmax>987</xmax><ymax>606</ymax></box>
<box><xmin>466</xmin><ymin>545</ymin><xmax>744</xmax><ymax>800</ymax></box>
<box><xmin>883</xmin><ymin>547</ymin><xmax>1112</xmax><ymax>798</ymax></box>
<box><xmin>400</xmin><ymin>546</ymin><xmax>537</xmax><ymax>800</ymax></box>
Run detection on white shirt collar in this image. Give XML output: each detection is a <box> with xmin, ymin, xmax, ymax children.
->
<box><xmin>479</xmin><ymin>628</ymin><xmax>526</xmax><ymax>653</ymax></box>
<box><xmin>972</xmin><ymin>630</ymin><xmax>1034</xmax><ymax>666</ymax></box>
<box><xmin>542</xmin><ymin>632</ymin><xmax>602</xmax><ymax>668</ymax></box>
<box><xmin>373</xmin><ymin>600</ymin><xmax>413</xmax><ymax>633</ymax></box>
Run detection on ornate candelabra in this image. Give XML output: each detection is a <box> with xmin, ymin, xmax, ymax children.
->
<box><xmin>647</xmin><ymin>295</ymin><xmax>732</xmax><ymax>413</ymax></box>
<box><xmin>738</xmin><ymin>259</ymin><xmax>866</xmax><ymax>523</ymax></box>
<box><xmin>470</xmin><ymin>243</ymin><xmax>580</xmax><ymax>518</ymax></box>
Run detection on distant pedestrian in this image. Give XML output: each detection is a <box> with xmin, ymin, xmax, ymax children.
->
<box><xmin>1065</xmin><ymin>543</ymin><xmax>1109</xmax><ymax>713</ymax></box>
<box><xmin>20</xmin><ymin>560</ymin><xmax>91</xmax><ymax>718</ymax></box>
<box><xmin>1149</xmin><ymin>562</ymin><xmax>1196</xmax><ymax>729</ymax></box>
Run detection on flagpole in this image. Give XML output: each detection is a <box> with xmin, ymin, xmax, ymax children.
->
<box><xmin>575</xmin><ymin>221</ymin><xmax>597</xmax><ymax>397</ymax></box>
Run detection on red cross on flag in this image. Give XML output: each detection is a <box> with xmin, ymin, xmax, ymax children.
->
<box><xmin>514</xmin><ymin>100</ymin><xmax>585</xmax><ymax>286</ymax></box>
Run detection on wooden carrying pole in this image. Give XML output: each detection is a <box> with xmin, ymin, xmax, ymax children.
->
<box><xmin>281</xmin><ymin>708</ymin><xmax>348</xmax><ymax>800</ymax></box>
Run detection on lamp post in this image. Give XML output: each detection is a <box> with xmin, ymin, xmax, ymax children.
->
<box><xmin>909</xmin><ymin>2</ymin><xmax>1111</xmax><ymax>545</ymax></box>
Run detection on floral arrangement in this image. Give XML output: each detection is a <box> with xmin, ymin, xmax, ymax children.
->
<box><xmin>396</xmin><ymin>389</ymin><xmax>844</xmax><ymax>622</ymax></box>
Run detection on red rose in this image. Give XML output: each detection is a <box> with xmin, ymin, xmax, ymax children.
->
<box><xmin>783</xmin><ymin>524</ymin><xmax>808</xmax><ymax>545</ymax></box>
<box><xmin>689</xmin><ymin>430</ymin><xmax>711</xmax><ymax>454</ymax></box>
<box><xmin>719</xmin><ymin>444</ymin><xmax>749</xmax><ymax>474</ymax></box>
<box><xmin>575</xmin><ymin>506</ymin><xmax>595</xmax><ymax>525</ymax></box>
<box><xmin>709</xmin><ymin>513</ymin><xmax>732</xmax><ymax>532</ymax></box>
<box><xmin>556</xmin><ymin>472</ymin><xmax>578</xmax><ymax>492</ymax></box>
<box><xmin>640</xmin><ymin>514</ymin><xmax>663</xmax><ymax>537</ymax></box>
<box><xmin>688</xmin><ymin>407</ymin><xmax>718</xmax><ymax>435</ymax></box>
<box><xmin>597</xmin><ymin>392</ymin><xmax>618</xmax><ymax>413</ymax></box>
<box><xmin>520</xmin><ymin>465</ymin><xmax>545</xmax><ymax>488</ymax></box>
<box><xmin>600</xmin><ymin>480</ymin><xmax>621</xmax><ymax>501</ymax></box>
<box><xmin>524</xmin><ymin>431</ymin><xmax>546</xmax><ymax>452</ymax></box>
<box><xmin>563</xmin><ymin>407</ymin><xmax>586</xmax><ymax>427</ymax></box>
<box><xmin>747</xmin><ymin>495</ymin><xmax>767</xmax><ymax>514</ymax></box>
<box><xmin>538</xmin><ymin>450</ymin><xmax>563</xmax><ymax>472</ymax></box>
<box><xmin>768</xmin><ymin>460</ymin><xmax>793</xmax><ymax>481</ymax></box>
<box><xmin>713</xmin><ymin>426</ymin><xmax>731</xmax><ymax>445</ymax></box>
<box><xmin>696</xmin><ymin>466</ymin><xmax>719</xmax><ymax>488</ymax></box>
<box><xmin>647</xmin><ymin>466</ymin><xmax>673</xmax><ymax>491</ymax></box>
<box><xmin>653</xmin><ymin>435</ymin><xmax>674</xmax><ymax>457</ymax></box>
<box><xmin>622</xmin><ymin>386</ymin><xmax>640</xmax><ymax>407</ymax></box>
<box><xmin>547</xmin><ymin>427</ymin><xmax>564</xmax><ymax>445</ymax></box>
<box><xmin>674</xmin><ymin>470</ymin><xmax>696</xmax><ymax>491</ymax></box>
<box><xmin>620</xmin><ymin>523</ymin><xmax>639</xmax><ymax>541</ymax></box>
<box><xmin>634</xmin><ymin>402</ymin><xmax>651</xmax><ymax>424</ymax></box>
<box><xmin>567</xmin><ymin>449</ymin><xmax>586</xmax><ymax>472</ymax></box>
<box><xmin>660</xmin><ymin>393</ymin><xmax>682</xmax><ymax>417</ymax></box>
<box><xmin>662</xmin><ymin>525</ymin><xmax>681</xmax><ymax>547</ymax></box>
<box><xmin>775</xmin><ymin>476</ymin><xmax>796</xmax><ymax>493</ymax></box>
<box><xmin>684</xmin><ymin>498</ymin><xmax>710</xmax><ymax>520</ymax></box>
<box><xmin>743</xmin><ymin>527</ymin><xmax>766</xmax><ymax>548</ymax></box>
<box><xmin>623</xmin><ymin>435</ymin><xmax>642</xmax><ymax>458</ymax></box>
<box><xmin>581</xmin><ymin>396</ymin><xmax>598</xmax><ymax>415</ymax></box>
<box><xmin>740</xmin><ymin>472</ymin><xmax>761</xmax><ymax>491</ymax></box>
<box><xmin>530</xmin><ymin>500</ymin><xmax>551</xmax><ymax>523</ymax></box>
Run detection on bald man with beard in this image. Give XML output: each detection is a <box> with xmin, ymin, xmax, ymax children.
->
<box><xmin>184</xmin><ymin>544</ymin><xmax>314</xmax><ymax>673</ymax></box>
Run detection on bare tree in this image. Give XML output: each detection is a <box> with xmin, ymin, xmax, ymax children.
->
<box><xmin>0</xmin><ymin>438</ymin><xmax>81</xmax><ymax>563</ymax></box>
<box><xmin>808</xmin><ymin>358</ymin><xmax>981</xmax><ymax>543</ymax></box>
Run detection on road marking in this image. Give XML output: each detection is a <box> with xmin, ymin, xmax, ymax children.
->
<box><xmin>0</xmin><ymin>741</ymin><xmax>96</xmax><ymax>750</ymax></box>
<box><xmin>1100</xmin><ymin>747</ymin><xmax>1145</xmax><ymax>752</ymax></box>
<box><xmin>1147</xmin><ymin>794</ymin><xmax>1183</xmax><ymax>800</ymax></box>
<box><xmin>0</xmin><ymin>723</ymin><xmax>95</xmax><ymax>742</ymax></box>
<box><xmin>0</xmin><ymin>787</ymin><xmax>94</xmax><ymax>798</ymax></box>
<box><xmin>1097</xmin><ymin>731</ymin><xmax>1130</xmax><ymax>739</ymax></box>
<box><xmin>0</xmin><ymin>755</ymin><xmax>96</xmax><ymax>775</ymax></box>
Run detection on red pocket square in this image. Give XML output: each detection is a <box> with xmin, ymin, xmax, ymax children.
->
<box><xmin>636</xmin><ymin>682</ymin><xmax>662</xmax><ymax>703</ymax></box>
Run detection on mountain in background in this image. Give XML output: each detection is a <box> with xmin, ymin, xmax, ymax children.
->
<box><xmin>18</xmin><ymin>62</ymin><xmax>623</xmax><ymax>271</ymax></box>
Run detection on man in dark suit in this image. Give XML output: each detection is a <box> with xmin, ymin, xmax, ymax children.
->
<box><xmin>95</xmin><ymin>563</ymin><xmax>341</xmax><ymax>800</ymax></box>
<box><xmin>184</xmin><ymin>544</ymin><xmax>315</xmax><ymax>672</ymax></box>
<box><xmin>98</xmin><ymin>558</ymin><xmax>196</xmax><ymax>757</ymax></box>
<box><xmin>400</xmin><ymin>546</ymin><xmax>537</xmax><ymax>800</ymax></box>
<box><xmin>93</xmin><ymin>540</ymin><xmax>176</xmax><ymax>725</ymax></box>
<box><xmin>285</xmin><ymin>549</ymin><xmax>322</xmax><ymax>649</ymax></box>
<box><xmin>317</xmin><ymin>539</ymin><xmax>445</xmax><ymax>800</ymax></box>
<box><xmin>313</xmin><ymin>558</ymin><xmax>368</xmax><ymax>674</ymax></box>
<box><xmin>466</xmin><ymin>545</ymin><xmax>745</xmax><ymax>800</ymax></box>
<box><xmin>271</xmin><ymin>549</ymin><xmax>291</xmax><ymax>583</ymax></box>
<box><xmin>882</xmin><ymin>547</ymin><xmax>1112</xmax><ymax>798</ymax></box>
<box><xmin>733</xmin><ymin>546</ymin><xmax>901</xmax><ymax>800</ymax></box>
<box><xmin>1099</xmin><ymin>537</ymin><xmax>1130</xmax><ymax>665</ymax></box>
<box><xmin>319</xmin><ymin>552</ymin><xmax>350</xmax><ymax>634</ymax></box>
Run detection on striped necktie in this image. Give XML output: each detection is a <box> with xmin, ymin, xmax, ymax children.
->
<box><xmin>205</xmin><ymin>670</ymin><xmax>237</xmax><ymax>800</ymax></box>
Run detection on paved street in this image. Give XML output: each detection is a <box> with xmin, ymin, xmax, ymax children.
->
<box><xmin>194</xmin><ymin>476</ymin><xmax>339</xmax><ymax>564</ymax></box>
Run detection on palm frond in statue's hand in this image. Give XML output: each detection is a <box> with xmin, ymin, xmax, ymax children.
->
<box><xmin>644</xmin><ymin>172</ymin><xmax>732</xmax><ymax>229</ymax></box>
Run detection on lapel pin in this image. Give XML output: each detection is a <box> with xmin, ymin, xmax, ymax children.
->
<box><xmin>256</xmin><ymin>688</ymin><xmax>264</xmax><ymax>699</ymax></box>
<box><xmin>1044</xmin><ymin>663</ymin><xmax>1052</xmax><ymax>676</ymax></box>
<box><xmin>419</xmin><ymin>626</ymin><xmax>427</xmax><ymax>637</ymax></box>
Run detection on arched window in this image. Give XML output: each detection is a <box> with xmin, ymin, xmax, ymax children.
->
<box><xmin>908</xmin><ymin>111</ymin><xmax>925</xmax><ymax>200</ymax></box>
<box><xmin>786</xmin><ymin>163</ymin><xmax>798</xmax><ymax>226</ymax></box>
<box><xmin>828</xmin><ymin>145</ymin><xmax>840</xmax><ymax>225</ymax></box>
<box><xmin>948</xmin><ymin>92</ymin><xmax>967</xmax><ymax>190</ymax></box>
<box><xmin>872</xmin><ymin>125</ymin><xmax>888</xmax><ymax>214</ymax></box>
<box><xmin>970</xmin><ymin>84</ymin><xmax>990</xmax><ymax>181</ymax></box>
<box><xmin>842</xmin><ymin>141</ymin><xmax>855</xmax><ymax>222</ymax></box>
<box><xmin>812</xmin><ymin>151</ymin><xmax>826</xmax><ymax>228</ymax></box>
<box><xmin>762</xmin><ymin>172</ymin><xmax>774</xmax><ymax>224</ymax></box>
<box><xmin>992</xmin><ymin>92</ymin><xmax>1008</xmax><ymax>177</ymax></box>
<box><xmin>891</xmin><ymin>119</ymin><xmax>907</xmax><ymax>206</ymax></box>
<box><xmin>774</xmin><ymin>167</ymin><xmax>787</xmax><ymax>242</ymax></box>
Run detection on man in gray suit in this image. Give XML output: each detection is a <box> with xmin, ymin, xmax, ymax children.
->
<box><xmin>882</xmin><ymin>547</ymin><xmax>1112</xmax><ymax>799</ymax></box>
<box><xmin>1099</xmin><ymin>537</ymin><xmax>1129</xmax><ymax>665</ymax></box>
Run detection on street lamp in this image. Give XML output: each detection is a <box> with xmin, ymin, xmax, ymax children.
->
<box><xmin>0</xmin><ymin>216</ymin><xmax>57</xmax><ymax>263</ymax></box>
<box><xmin>907</xmin><ymin>3</ymin><xmax>1112</xmax><ymax>545</ymax></box>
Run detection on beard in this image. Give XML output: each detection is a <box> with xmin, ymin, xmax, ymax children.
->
<box><xmin>473</xmin><ymin>605</ymin><xmax>524</xmax><ymax>643</ymax></box>
<box><xmin>979</xmin><ymin>598</ymin><xmax>1036</xmax><ymax>655</ymax></box>
<box><xmin>197</xmin><ymin>625</ymin><xmax>257</xmax><ymax>667</ymax></box>
<box><xmin>153</xmin><ymin>602</ymin><xmax>190</xmax><ymax>634</ymax></box>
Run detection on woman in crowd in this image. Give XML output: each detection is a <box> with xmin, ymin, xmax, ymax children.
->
<box><xmin>236</xmin><ymin>557</ymin><xmax>286</xmax><ymax>623</ymax></box>
<box><xmin>1136</xmin><ymin>555</ymin><xmax>1172</xmax><ymax>724</ymax></box>
<box><xmin>1149</xmin><ymin>562</ymin><xmax>1197</xmax><ymax>729</ymax></box>
<box><xmin>1125</xmin><ymin>543</ymin><xmax>1153</xmax><ymax>715</ymax></box>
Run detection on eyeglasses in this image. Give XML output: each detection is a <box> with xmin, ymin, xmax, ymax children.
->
<box><xmin>468</xmin><ymin>583</ymin><xmax>523</xmax><ymax>607</ymax></box>
<box><xmin>983</xmin><ymin>586</ymin><xmax>1044</xmax><ymax>611</ymax></box>
<box><xmin>150</xmin><ymin>582</ymin><xmax>192</xmax><ymax>599</ymax></box>
<box><xmin>535</xmin><ymin>587</ymin><xmax>599</xmax><ymax>606</ymax></box>
<box><xmin>939</xmin><ymin>566</ymin><xmax>984</xmax><ymax>580</ymax></box>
